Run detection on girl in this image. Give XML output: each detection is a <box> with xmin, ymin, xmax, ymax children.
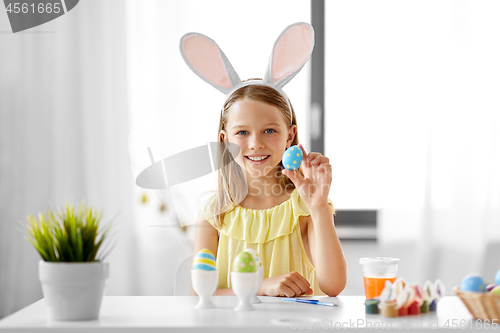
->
<box><xmin>181</xmin><ymin>23</ymin><xmax>346</xmax><ymax>297</ymax></box>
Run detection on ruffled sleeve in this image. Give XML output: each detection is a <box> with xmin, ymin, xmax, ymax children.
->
<box><xmin>198</xmin><ymin>192</ymin><xmax>220</xmax><ymax>231</ymax></box>
<box><xmin>218</xmin><ymin>189</ymin><xmax>335</xmax><ymax>244</ymax></box>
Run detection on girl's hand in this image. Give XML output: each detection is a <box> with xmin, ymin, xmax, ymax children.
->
<box><xmin>257</xmin><ymin>271</ymin><xmax>314</xmax><ymax>297</ymax></box>
<box><xmin>282</xmin><ymin>144</ymin><xmax>332</xmax><ymax>209</ymax></box>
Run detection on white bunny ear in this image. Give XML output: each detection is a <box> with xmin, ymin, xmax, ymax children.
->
<box><xmin>264</xmin><ymin>22</ymin><xmax>315</xmax><ymax>89</ymax></box>
<box><xmin>180</xmin><ymin>33</ymin><xmax>241</xmax><ymax>94</ymax></box>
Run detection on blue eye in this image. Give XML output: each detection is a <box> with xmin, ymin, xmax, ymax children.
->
<box><xmin>265</xmin><ymin>129</ymin><xmax>275</xmax><ymax>134</ymax></box>
<box><xmin>237</xmin><ymin>130</ymin><xmax>248</xmax><ymax>135</ymax></box>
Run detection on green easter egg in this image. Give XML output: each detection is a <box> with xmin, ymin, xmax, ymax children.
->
<box><xmin>232</xmin><ymin>251</ymin><xmax>257</xmax><ymax>273</ymax></box>
<box><xmin>491</xmin><ymin>285</ymin><xmax>500</xmax><ymax>295</ymax></box>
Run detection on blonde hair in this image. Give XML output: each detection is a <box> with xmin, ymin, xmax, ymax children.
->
<box><xmin>206</xmin><ymin>82</ymin><xmax>304</xmax><ymax>230</ymax></box>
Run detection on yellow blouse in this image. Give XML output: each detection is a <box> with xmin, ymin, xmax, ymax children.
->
<box><xmin>201</xmin><ymin>188</ymin><xmax>335</xmax><ymax>296</ymax></box>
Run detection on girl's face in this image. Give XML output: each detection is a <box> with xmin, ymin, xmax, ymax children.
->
<box><xmin>220</xmin><ymin>99</ymin><xmax>297</xmax><ymax>179</ymax></box>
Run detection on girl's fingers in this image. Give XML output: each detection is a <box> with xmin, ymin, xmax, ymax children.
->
<box><xmin>301</xmin><ymin>150</ymin><xmax>328</xmax><ymax>168</ymax></box>
<box><xmin>288</xmin><ymin>271</ymin><xmax>311</xmax><ymax>295</ymax></box>
<box><xmin>272</xmin><ymin>272</ymin><xmax>312</xmax><ymax>297</ymax></box>
<box><xmin>299</xmin><ymin>144</ymin><xmax>308</xmax><ymax>160</ymax></box>
<box><xmin>291</xmin><ymin>271</ymin><xmax>311</xmax><ymax>289</ymax></box>
<box><xmin>299</xmin><ymin>146</ymin><xmax>315</xmax><ymax>177</ymax></box>
<box><xmin>308</xmin><ymin>155</ymin><xmax>329</xmax><ymax>167</ymax></box>
<box><xmin>280</xmin><ymin>285</ymin><xmax>297</xmax><ymax>298</ymax></box>
<box><xmin>283</xmin><ymin>279</ymin><xmax>302</xmax><ymax>297</ymax></box>
<box><xmin>293</xmin><ymin>145</ymin><xmax>332</xmax><ymax>182</ymax></box>
<box><xmin>317</xmin><ymin>164</ymin><xmax>332</xmax><ymax>175</ymax></box>
<box><xmin>282</xmin><ymin>168</ymin><xmax>304</xmax><ymax>185</ymax></box>
<box><xmin>293</xmin><ymin>278</ymin><xmax>311</xmax><ymax>295</ymax></box>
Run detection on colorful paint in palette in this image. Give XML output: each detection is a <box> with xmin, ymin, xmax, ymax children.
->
<box><xmin>363</xmin><ymin>276</ymin><xmax>397</xmax><ymax>299</ymax></box>
<box><xmin>359</xmin><ymin>257</ymin><xmax>399</xmax><ymax>299</ymax></box>
<box><xmin>381</xmin><ymin>301</ymin><xmax>398</xmax><ymax>317</ymax></box>
<box><xmin>364</xmin><ymin>299</ymin><xmax>379</xmax><ymax>314</ymax></box>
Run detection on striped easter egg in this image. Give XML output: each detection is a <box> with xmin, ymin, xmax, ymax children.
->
<box><xmin>192</xmin><ymin>249</ymin><xmax>216</xmax><ymax>271</ymax></box>
<box><xmin>245</xmin><ymin>248</ymin><xmax>262</xmax><ymax>267</ymax></box>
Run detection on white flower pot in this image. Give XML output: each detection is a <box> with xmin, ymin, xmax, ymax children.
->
<box><xmin>38</xmin><ymin>260</ymin><xmax>109</xmax><ymax>321</ymax></box>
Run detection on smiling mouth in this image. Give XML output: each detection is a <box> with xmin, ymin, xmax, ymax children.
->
<box><xmin>245</xmin><ymin>155</ymin><xmax>270</xmax><ymax>162</ymax></box>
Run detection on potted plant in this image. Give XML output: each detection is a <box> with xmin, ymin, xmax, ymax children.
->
<box><xmin>21</xmin><ymin>200</ymin><xmax>114</xmax><ymax>321</ymax></box>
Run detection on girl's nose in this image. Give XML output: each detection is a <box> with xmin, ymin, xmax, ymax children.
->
<box><xmin>249</xmin><ymin>134</ymin><xmax>265</xmax><ymax>150</ymax></box>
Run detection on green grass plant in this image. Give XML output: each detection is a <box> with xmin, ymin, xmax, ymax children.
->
<box><xmin>22</xmin><ymin>201</ymin><xmax>114</xmax><ymax>262</ymax></box>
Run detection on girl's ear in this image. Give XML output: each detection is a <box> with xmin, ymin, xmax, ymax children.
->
<box><xmin>220</xmin><ymin>129</ymin><xmax>228</xmax><ymax>142</ymax></box>
<box><xmin>263</xmin><ymin>22</ymin><xmax>315</xmax><ymax>89</ymax></box>
<box><xmin>180</xmin><ymin>33</ymin><xmax>242</xmax><ymax>94</ymax></box>
<box><xmin>286</xmin><ymin>125</ymin><xmax>297</xmax><ymax>148</ymax></box>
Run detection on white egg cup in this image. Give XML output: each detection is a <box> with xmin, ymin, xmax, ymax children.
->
<box><xmin>231</xmin><ymin>271</ymin><xmax>258</xmax><ymax>311</ymax></box>
<box><xmin>191</xmin><ymin>270</ymin><xmax>218</xmax><ymax>309</ymax></box>
<box><xmin>250</xmin><ymin>266</ymin><xmax>264</xmax><ymax>304</ymax></box>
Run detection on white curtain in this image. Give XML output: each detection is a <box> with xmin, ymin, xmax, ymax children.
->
<box><xmin>0</xmin><ymin>0</ymin><xmax>139</xmax><ymax>318</ymax></box>
<box><xmin>379</xmin><ymin>1</ymin><xmax>500</xmax><ymax>291</ymax></box>
<box><xmin>419</xmin><ymin>116</ymin><xmax>500</xmax><ymax>284</ymax></box>
<box><xmin>326</xmin><ymin>0</ymin><xmax>500</xmax><ymax>293</ymax></box>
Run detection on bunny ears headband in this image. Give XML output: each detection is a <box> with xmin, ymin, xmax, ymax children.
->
<box><xmin>179</xmin><ymin>22</ymin><xmax>315</xmax><ymax>121</ymax></box>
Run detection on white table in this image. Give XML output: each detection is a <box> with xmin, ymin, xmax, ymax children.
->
<box><xmin>0</xmin><ymin>296</ymin><xmax>482</xmax><ymax>332</ymax></box>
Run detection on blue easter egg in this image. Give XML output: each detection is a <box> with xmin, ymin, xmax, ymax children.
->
<box><xmin>459</xmin><ymin>274</ymin><xmax>486</xmax><ymax>292</ymax></box>
<box><xmin>282</xmin><ymin>145</ymin><xmax>303</xmax><ymax>171</ymax></box>
<box><xmin>495</xmin><ymin>269</ymin><xmax>500</xmax><ymax>285</ymax></box>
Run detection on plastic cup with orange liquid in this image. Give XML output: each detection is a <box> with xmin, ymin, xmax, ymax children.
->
<box><xmin>359</xmin><ymin>257</ymin><xmax>399</xmax><ymax>299</ymax></box>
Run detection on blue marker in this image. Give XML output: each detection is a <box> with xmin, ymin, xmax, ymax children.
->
<box><xmin>283</xmin><ymin>298</ymin><xmax>336</xmax><ymax>307</ymax></box>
